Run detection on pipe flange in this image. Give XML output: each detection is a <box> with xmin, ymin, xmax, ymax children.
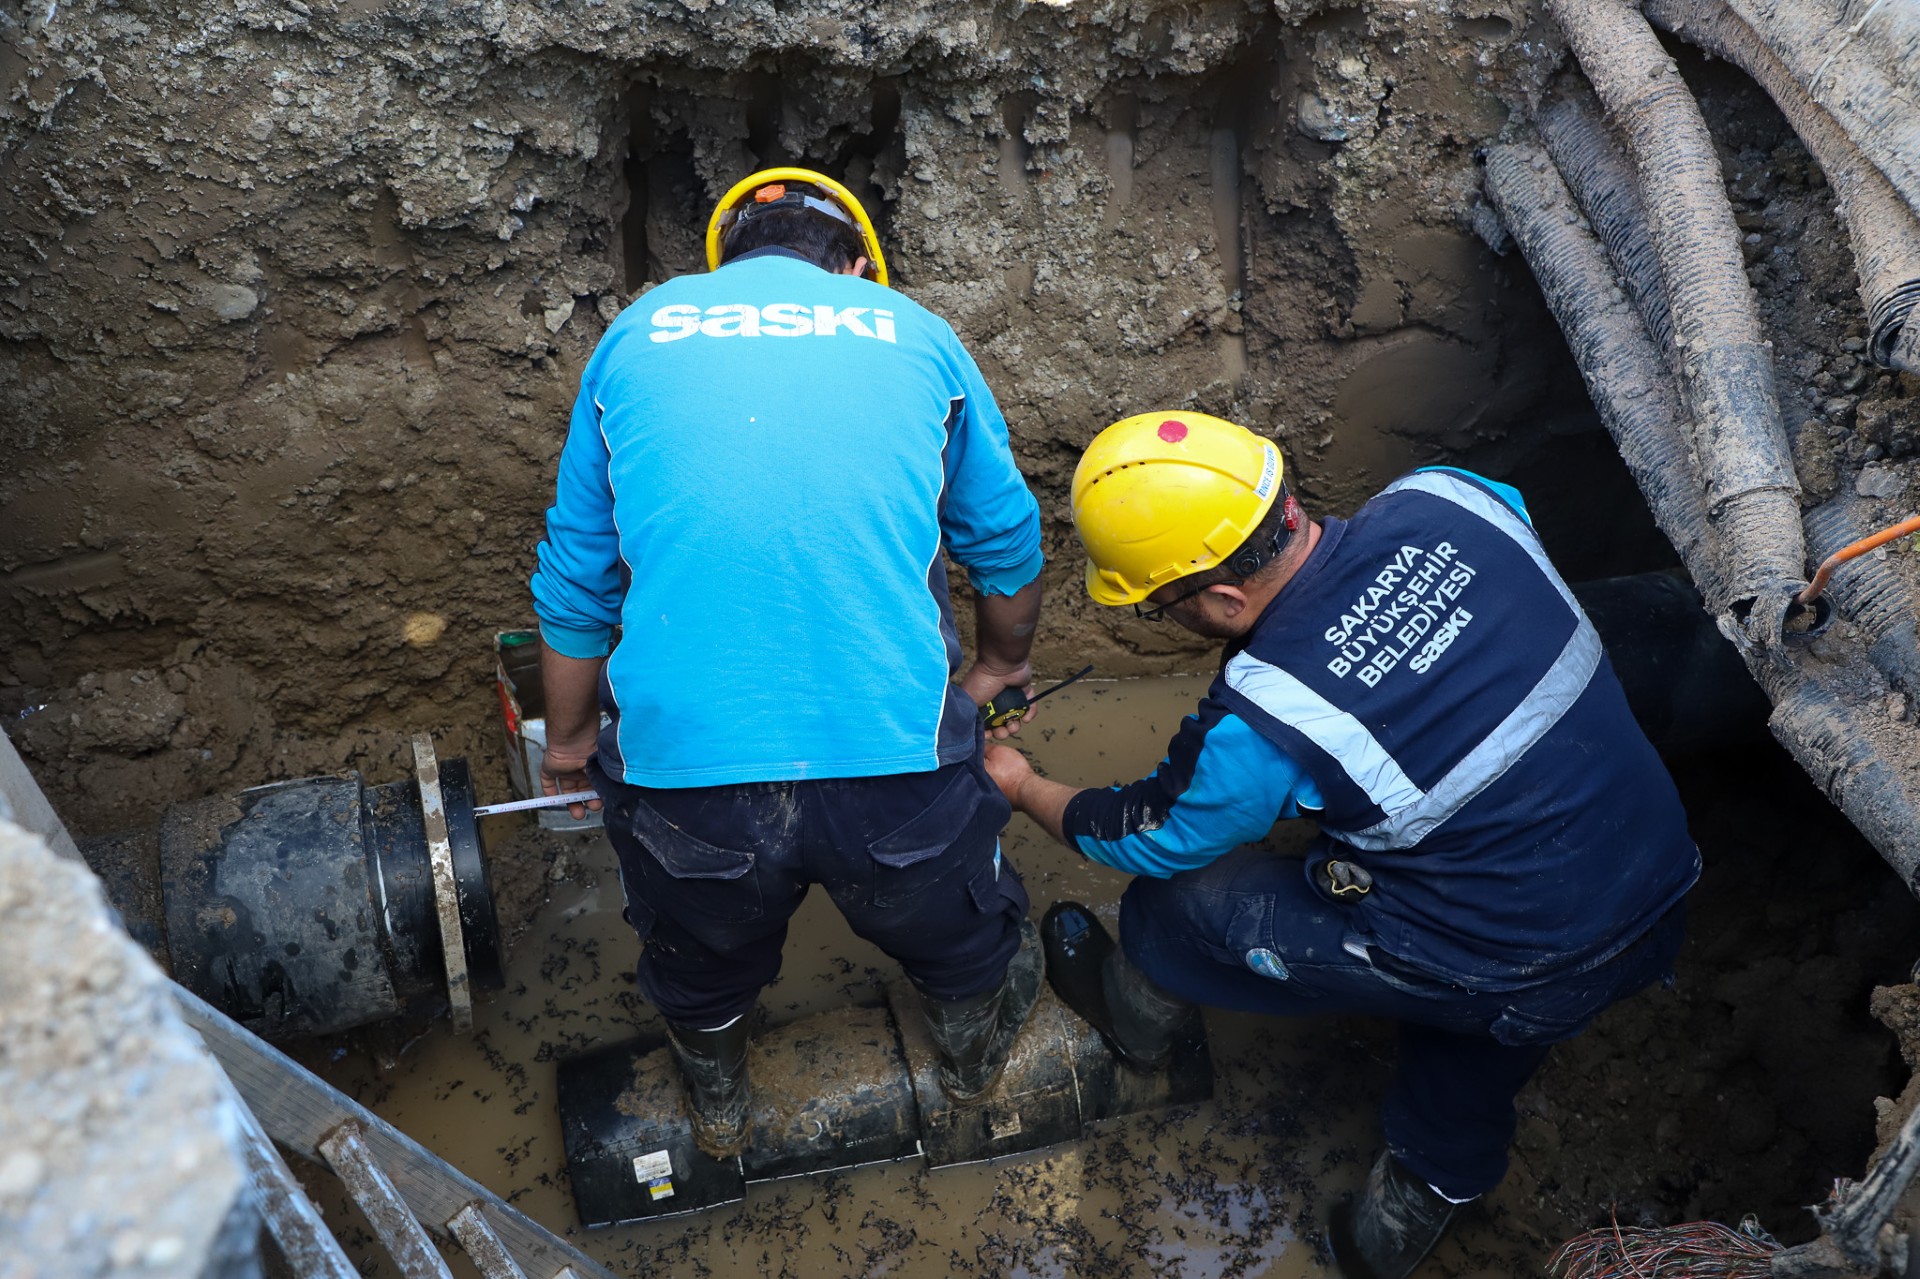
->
<box><xmin>435</xmin><ymin>756</ymin><xmax>505</xmax><ymax>991</ymax></box>
<box><xmin>411</xmin><ymin>733</ymin><xmax>474</xmax><ymax>1033</ymax></box>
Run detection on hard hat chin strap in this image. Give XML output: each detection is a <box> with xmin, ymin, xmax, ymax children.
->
<box><xmin>1224</xmin><ymin>486</ymin><xmax>1301</xmax><ymax>580</ymax></box>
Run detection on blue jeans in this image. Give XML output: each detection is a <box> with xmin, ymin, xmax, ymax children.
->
<box><xmin>1121</xmin><ymin>846</ymin><xmax>1684</xmax><ymax>1198</ymax></box>
<box><xmin>591</xmin><ymin>752</ymin><xmax>1027</xmax><ymax>1028</ymax></box>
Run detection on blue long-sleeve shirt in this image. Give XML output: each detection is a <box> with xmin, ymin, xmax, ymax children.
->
<box><xmin>532</xmin><ymin>248</ymin><xmax>1043</xmax><ymax>786</ymax></box>
<box><xmin>1063</xmin><ymin>469</ymin><xmax>1528</xmax><ymax>877</ymax></box>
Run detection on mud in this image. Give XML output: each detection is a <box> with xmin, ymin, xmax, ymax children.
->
<box><xmin>275</xmin><ymin>678</ymin><xmax>1920</xmax><ymax>1278</ymax></box>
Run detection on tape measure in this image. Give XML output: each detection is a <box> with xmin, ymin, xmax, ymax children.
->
<box><xmin>981</xmin><ymin>665</ymin><xmax>1095</xmax><ymax>729</ymax></box>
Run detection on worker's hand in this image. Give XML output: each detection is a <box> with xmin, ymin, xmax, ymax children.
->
<box><xmin>983</xmin><ymin>743</ymin><xmax>1035</xmax><ymax>810</ymax></box>
<box><xmin>540</xmin><ymin>741</ymin><xmax>604</xmax><ymax>822</ymax></box>
<box><xmin>960</xmin><ymin>657</ymin><xmax>1035</xmax><ymax>740</ymax></box>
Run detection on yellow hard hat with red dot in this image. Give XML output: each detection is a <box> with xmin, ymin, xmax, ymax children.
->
<box><xmin>1071</xmin><ymin>412</ymin><xmax>1285</xmax><ymax>606</ymax></box>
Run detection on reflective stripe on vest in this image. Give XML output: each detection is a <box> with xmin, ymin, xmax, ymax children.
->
<box><xmin>1223</xmin><ymin>471</ymin><xmax>1604</xmax><ymax>851</ymax></box>
<box><xmin>1382</xmin><ymin>471</ymin><xmax>1579</xmax><ymax>612</ymax></box>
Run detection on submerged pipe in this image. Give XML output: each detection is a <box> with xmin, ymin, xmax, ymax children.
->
<box><xmin>558</xmin><ymin>983</ymin><xmax>1214</xmax><ymax>1226</ymax></box>
<box><xmin>1544</xmin><ymin>0</ymin><xmax>1806</xmax><ymax>641</ymax></box>
<box><xmin>1645</xmin><ymin>0</ymin><xmax>1920</xmax><ymax>374</ymax></box>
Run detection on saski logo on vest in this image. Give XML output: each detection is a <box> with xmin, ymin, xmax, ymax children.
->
<box><xmin>1323</xmin><ymin>541</ymin><xmax>1478</xmax><ymax>686</ymax></box>
<box><xmin>650</xmin><ymin>303</ymin><xmax>899</xmax><ymax>344</ymax></box>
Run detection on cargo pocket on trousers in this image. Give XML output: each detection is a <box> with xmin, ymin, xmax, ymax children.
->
<box><xmin>966</xmin><ymin>847</ymin><xmax>1030</xmax><ymax>921</ymax></box>
<box><xmin>628</xmin><ymin>796</ymin><xmax>764</xmax><ymax>922</ymax></box>
<box><xmin>618</xmin><ymin>887</ymin><xmax>658</xmax><ymax>946</ymax></box>
<box><xmin>868</xmin><ymin>766</ymin><xmax>986</xmax><ymax>909</ymax></box>
<box><xmin>1489</xmin><ymin>1003</ymin><xmax>1592</xmax><ymax>1048</ymax></box>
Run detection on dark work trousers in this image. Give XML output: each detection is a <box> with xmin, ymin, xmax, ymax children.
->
<box><xmin>589</xmin><ymin>751</ymin><xmax>1028</xmax><ymax>1030</ymax></box>
<box><xmin>1120</xmin><ymin>845</ymin><xmax>1684</xmax><ymax>1200</ymax></box>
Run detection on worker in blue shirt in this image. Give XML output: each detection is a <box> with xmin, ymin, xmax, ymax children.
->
<box><xmin>530</xmin><ymin>169</ymin><xmax>1047</xmax><ymax>1157</ymax></box>
<box><xmin>985</xmin><ymin>411</ymin><xmax>1699</xmax><ymax>1279</ymax></box>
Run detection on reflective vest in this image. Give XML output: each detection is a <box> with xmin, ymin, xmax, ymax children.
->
<box><xmin>1214</xmin><ymin>470</ymin><xmax>1699</xmax><ymax>989</ymax></box>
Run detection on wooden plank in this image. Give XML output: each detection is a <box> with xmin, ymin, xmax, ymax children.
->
<box><xmin>173</xmin><ymin>986</ymin><xmax>617</xmax><ymax>1279</ymax></box>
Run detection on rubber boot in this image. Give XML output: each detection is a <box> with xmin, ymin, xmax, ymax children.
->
<box><xmin>664</xmin><ymin>1017</ymin><xmax>753</xmax><ymax>1159</ymax></box>
<box><xmin>1041</xmin><ymin>900</ymin><xmax>1197</xmax><ymax>1070</ymax></box>
<box><xmin>918</xmin><ymin>916</ymin><xmax>1044</xmax><ymax>1106</ymax></box>
<box><xmin>1328</xmin><ymin>1151</ymin><xmax>1467</xmax><ymax>1279</ymax></box>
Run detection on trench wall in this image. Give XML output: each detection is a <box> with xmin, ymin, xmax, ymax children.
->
<box><xmin>1</xmin><ymin>0</ymin><xmax>1577</xmax><ymax>829</ymax></box>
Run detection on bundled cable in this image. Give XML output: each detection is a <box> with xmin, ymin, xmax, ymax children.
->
<box><xmin>1550</xmin><ymin>1216</ymin><xmax>1779</xmax><ymax>1279</ymax></box>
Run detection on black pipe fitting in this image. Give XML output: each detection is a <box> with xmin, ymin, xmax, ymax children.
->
<box><xmin>87</xmin><ymin>756</ymin><xmax>504</xmax><ymax>1041</ymax></box>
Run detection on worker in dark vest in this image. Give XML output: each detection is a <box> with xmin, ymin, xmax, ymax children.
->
<box><xmin>984</xmin><ymin>411</ymin><xmax>1698</xmax><ymax>1279</ymax></box>
<box><xmin>531</xmin><ymin>168</ymin><xmax>1046</xmax><ymax>1157</ymax></box>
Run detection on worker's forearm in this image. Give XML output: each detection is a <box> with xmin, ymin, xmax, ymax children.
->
<box><xmin>539</xmin><ymin>641</ymin><xmax>606</xmax><ymax>752</ymax></box>
<box><xmin>1011</xmin><ymin>772</ymin><xmax>1084</xmax><ymax>847</ymax></box>
<box><xmin>974</xmin><ymin>577</ymin><xmax>1043</xmax><ymax>670</ymax></box>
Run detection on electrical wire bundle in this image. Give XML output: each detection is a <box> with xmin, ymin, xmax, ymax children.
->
<box><xmin>1550</xmin><ymin>1214</ymin><xmax>1780</xmax><ymax>1279</ymax></box>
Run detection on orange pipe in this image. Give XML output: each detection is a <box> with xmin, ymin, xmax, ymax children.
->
<box><xmin>1797</xmin><ymin>513</ymin><xmax>1920</xmax><ymax>605</ymax></box>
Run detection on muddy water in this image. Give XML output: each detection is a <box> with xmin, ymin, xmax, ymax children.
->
<box><xmin>311</xmin><ymin>678</ymin><xmax>1392</xmax><ymax>1278</ymax></box>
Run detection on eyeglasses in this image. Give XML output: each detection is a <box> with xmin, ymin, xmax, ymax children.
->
<box><xmin>1133</xmin><ymin>580</ymin><xmax>1220</xmax><ymax>622</ymax></box>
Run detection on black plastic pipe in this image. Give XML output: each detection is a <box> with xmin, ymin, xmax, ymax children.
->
<box><xmin>139</xmin><ymin>761</ymin><xmax>504</xmax><ymax>1040</ymax></box>
<box><xmin>558</xmin><ymin>984</ymin><xmax>1214</xmax><ymax>1226</ymax></box>
<box><xmin>1573</xmin><ymin>574</ymin><xmax>1770</xmax><ymax>756</ymax></box>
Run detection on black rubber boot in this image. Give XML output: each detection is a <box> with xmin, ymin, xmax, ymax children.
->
<box><xmin>1041</xmin><ymin>900</ymin><xmax>1198</xmax><ymax>1071</ymax></box>
<box><xmin>1328</xmin><ymin>1151</ymin><xmax>1467</xmax><ymax>1279</ymax></box>
<box><xmin>919</xmin><ymin>916</ymin><xmax>1044</xmax><ymax>1106</ymax></box>
<box><xmin>664</xmin><ymin>1017</ymin><xmax>753</xmax><ymax>1158</ymax></box>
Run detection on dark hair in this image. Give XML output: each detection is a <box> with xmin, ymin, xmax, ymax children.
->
<box><xmin>719</xmin><ymin>204</ymin><xmax>864</xmax><ymax>273</ymax></box>
<box><xmin>1177</xmin><ymin>484</ymin><xmax>1300</xmax><ymax>593</ymax></box>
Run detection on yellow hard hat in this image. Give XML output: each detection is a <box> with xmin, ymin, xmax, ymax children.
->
<box><xmin>704</xmin><ymin>167</ymin><xmax>890</xmax><ymax>287</ymax></box>
<box><xmin>1071</xmin><ymin>411</ymin><xmax>1285</xmax><ymax>606</ymax></box>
